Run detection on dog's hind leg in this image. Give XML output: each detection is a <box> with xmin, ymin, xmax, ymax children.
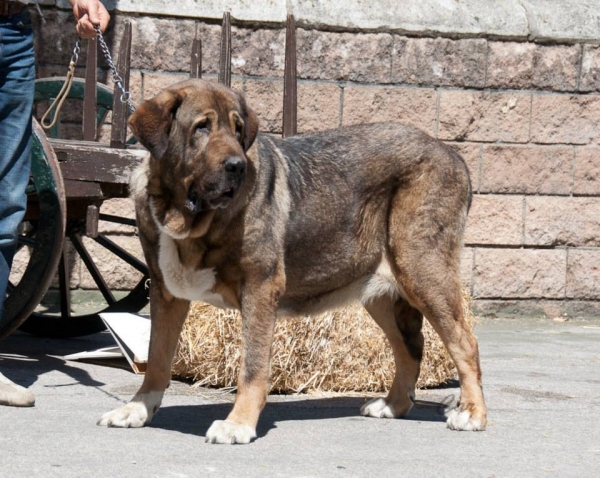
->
<box><xmin>399</xmin><ymin>267</ymin><xmax>486</xmax><ymax>431</ymax></box>
<box><xmin>97</xmin><ymin>288</ymin><xmax>190</xmax><ymax>428</ymax></box>
<box><xmin>385</xmin><ymin>169</ymin><xmax>487</xmax><ymax>430</ymax></box>
<box><xmin>361</xmin><ymin>297</ymin><xmax>424</xmax><ymax>419</ymax></box>
<box><xmin>390</xmin><ymin>243</ymin><xmax>487</xmax><ymax>431</ymax></box>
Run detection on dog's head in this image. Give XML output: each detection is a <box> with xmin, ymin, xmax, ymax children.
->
<box><xmin>129</xmin><ymin>79</ymin><xmax>259</xmax><ymax>239</ymax></box>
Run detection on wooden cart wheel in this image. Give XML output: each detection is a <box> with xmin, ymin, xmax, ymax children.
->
<box><xmin>10</xmin><ymin>78</ymin><xmax>149</xmax><ymax>338</ymax></box>
<box><xmin>0</xmin><ymin>119</ymin><xmax>66</xmax><ymax>339</ymax></box>
<box><xmin>18</xmin><ymin>225</ymin><xmax>150</xmax><ymax>338</ymax></box>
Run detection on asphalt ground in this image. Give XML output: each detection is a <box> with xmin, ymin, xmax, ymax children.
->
<box><xmin>1</xmin><ymin>317</ymin><xmax>599</xmax><ymax>478</ymax></box>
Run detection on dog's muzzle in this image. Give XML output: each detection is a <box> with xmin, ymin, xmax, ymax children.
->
<box><xmin>186</xmin><ymin>156</ymin><xmax>246</xmax><ymax>213</ymax></box>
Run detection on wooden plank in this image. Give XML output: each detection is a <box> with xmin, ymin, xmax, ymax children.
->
<box><xmin>283</xmin><ymin>14</ymin><xmax>298</xmax><ymax>138</ymax></box>
<box><xmin>83</xmin><ymin>37</ymin><xmax>98</xmax><ymax>141</ymax></box>
<box><xmin>86</xmin><ymin>205</ymin><xmax>100</xmax><ymax>237</ymax></box>
<box><xmin>110</xmin><ymin>22</ymin><xmax>132</xmax><ymax>149</ymax></box>
<box><xmin>63</xmin><ymin>180</ymin><xmax>104</xmax><ymax>199</ymax></box>
<box><xmin>49</xmin><ymin>140</ymin><xmax>148</xmax><ymax>184</ymax></box>
<box><xmin>218</xmin><ymin>12</ymin><xmax>231</xmax><ymax>87</ymax></box>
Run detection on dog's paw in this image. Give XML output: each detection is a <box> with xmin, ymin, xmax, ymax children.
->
<box><xmin>446</xmin><ymin>406</ymin><xmax>486</xmax><ymax>431</ymax></box>
<box><xmin>360</xmin><ymin>397</ymin><xmax>413</xmax><ymax>419</ymax></box>
<box><xmin>205</xmin><ymin>420</ymin><xmax>256</xmax><ymax>444</ymax></box>
<box><xmin>97</xmin><ymin>402</ymin><xmax>149</xmax><ymax>428</ymax></box>
<box><xmin>97</xmin><ymin>392</ymin><xmax>163</xmax><ymax>428</ymax></box>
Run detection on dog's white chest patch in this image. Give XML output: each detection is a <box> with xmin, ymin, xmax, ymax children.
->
<box><xmin>158</xmin><ymin>233</ymin><xmax>229</xmax><ymax>309</ymax></box>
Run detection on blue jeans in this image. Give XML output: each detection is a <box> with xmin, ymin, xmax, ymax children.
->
<box><xmin>0</xmin><ymin>9</ymin><xmax>35</xmax><ymax>321</ymax></box>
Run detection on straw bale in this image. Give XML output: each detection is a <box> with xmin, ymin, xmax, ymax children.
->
<box><xmin>173</xmin><ymin>290</ymin><xmax>474</xmax><ymax>393</ymax></box>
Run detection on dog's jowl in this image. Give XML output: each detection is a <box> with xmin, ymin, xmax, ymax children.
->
<box><xmin>97</xmin><ymin>79</ymin><xmax>487</xmax><ymax>443</ymax></box>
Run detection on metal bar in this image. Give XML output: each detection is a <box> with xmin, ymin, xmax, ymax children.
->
<box><xmin>110</xmin><ymin>22</ymin><xmax>132</xmax><ymax>149</ymax></box>
<box><xmin>83</xmin><ymin>37</ymin><xmax>98</xmax><ymax>141</ymax></box>
<box><xmin>283</xmin><ymin>14</ymin><xmax>298</xmax><ymax>138</ymax></box>
<box><xmin>190</xmin><ymin>24</ymin><xmax>202</xmax><ymax>79</ymax></box>
<box><xmin>94</xmin><ymin>235</ymin><xmax>148</xmax><ymax>274</ymax></box>
<box><xmin>71</xmin><ymin>233</ymin><xmax>116</xmax><ymax>305</ymax></box>
<box><xmin>218</xmin><ymin>12</ymin><xmax>231</xmax><ymax>87</ymax></box>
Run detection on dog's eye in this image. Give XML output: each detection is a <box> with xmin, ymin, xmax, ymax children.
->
<box><xmin>235</xmin><ymin>122</ymin><xmax>243</xmax><ymax>142</ymax></box>
<box><xmin>195</xmin><ymin>120</ymin><xmax>209</xmax><ymax>133</ymax></box>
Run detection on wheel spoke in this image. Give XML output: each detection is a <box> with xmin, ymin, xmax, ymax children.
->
<box><xmin>58</xmin><ymin>253</ymin><xmax>71</xmax><ymax>320</ymax></box>
<box><xmin>94</xmin><ymin>235</ymin><xmax>147</xmax><ymax>274</ymax></box>
<box><xmin>70</xmin><ymin>233</ymin><xmax>116</xmax><ymax>306</ymax></box>
<box><xmin>98</xmin><ymin>213</ymin><xmax>136</xmax><ymax>227</ymax></box>
<box><xmin>17</xmin><ymin>236</ymin><xmax>36</xmax><ymax>248</ymax></box>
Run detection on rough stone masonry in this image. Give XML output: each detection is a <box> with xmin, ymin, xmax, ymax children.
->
<box><xmin>28</xmin><ymin>1</ymin><xmax>600</xmax><ymax>319</ymax></box>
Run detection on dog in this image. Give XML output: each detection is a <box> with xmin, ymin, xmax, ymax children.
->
<box><xmin>97</xmin><ymin>79</ymin><xmax>487</xmax><ymax>443</ymax></box>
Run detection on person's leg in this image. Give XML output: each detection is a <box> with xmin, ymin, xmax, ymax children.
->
<box><xmin>0</xmin><ymin>9</ymin><xmax>35</xmax><ymax>319</ymax></box>
<box><xmin>0</xmin><ymin>9</ymin><xmax>36</xmax><ymax>407</ymax></box>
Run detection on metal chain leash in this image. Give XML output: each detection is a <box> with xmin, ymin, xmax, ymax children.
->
<box><xmin>94</xmin><ymin>25</ymin><xmax>137</xmax><ymax>113</ymax></box>
<box><xmin>41</xmin><ymin>26</ymin><xmax>136</xmax><ymax>131</ymax></box>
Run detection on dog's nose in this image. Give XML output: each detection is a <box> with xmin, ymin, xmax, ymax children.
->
<box><xmin>223</xmin><ymin>156</ymin><xmax>246</xmax><ymax>177</ymax></box>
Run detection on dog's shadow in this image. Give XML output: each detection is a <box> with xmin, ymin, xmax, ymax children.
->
<box><xmin>150</xmin><ymin>395</ymin><xmax>450</xmax><ymax>439</ymax></box>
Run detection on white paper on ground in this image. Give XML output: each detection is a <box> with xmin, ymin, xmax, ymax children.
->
<box><xmin>63</xmin><ymin>313</ymin><xmax>151</xmax><ymax>375</ymax></box>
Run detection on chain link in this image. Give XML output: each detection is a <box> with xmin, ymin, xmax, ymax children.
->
<box><xmin>71</xmin><ymin>38</ymin><xmax>81</xmax><ymax>65</ymax></box>
<box><xmin>94</xmin><ymin>25</ymin><xmax>137</xmax><ymax>113</ymax></box>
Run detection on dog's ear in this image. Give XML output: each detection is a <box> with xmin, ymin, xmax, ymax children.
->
<box><xmin>236</xmin><ymin>92</ymin><xmax>259</xmax><ymax>151</ymax></box>
<box><xmin>129</xmin><ymin>90</ymin><xmax>183</xmax><ymax>160</ymax></box>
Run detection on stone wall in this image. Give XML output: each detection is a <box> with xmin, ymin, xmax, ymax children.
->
<box><xmin>28</xmin><ymin>1</ymin><xmax>600</xmax><ymax>318</ymax></box>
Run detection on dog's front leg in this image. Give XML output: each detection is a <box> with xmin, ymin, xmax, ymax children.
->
<box><xmin>98</xmin><ymin>286</ymin><xmax>190</xmax><ymax>428</ymax></box>
<box><xmin>205</xmin><ymin>272</ymin><xmax>283</xmax><ymax>444</ymax></box>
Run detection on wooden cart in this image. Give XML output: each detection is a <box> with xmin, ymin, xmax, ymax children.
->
<box><xmin>0</xmin><ymin>14</ymin><xmax>299</xmax><ymax>339</ymax></box>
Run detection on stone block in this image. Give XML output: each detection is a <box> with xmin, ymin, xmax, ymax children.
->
<box><xmin>298</xmin><ymin>83</ymin><xmax>342</xmax><ymax>133</ymax></box>
<box><xmin>9</xmin><ymin>247</ymin><xmax>30</xmax><ymax>287</ymax></box>
<box><xmin>130</xmin><ymin>17</ymin><xmax>221</xmax><ymax>73</ymax></box>
<box><xmin>530</xmin><ymin>94</ymin><xmax>600</xmax><ymax>145</ymax></box>
<box><xmin>243</xmin><ymin>80</ymin><xmax>340</xmax><ymax>135</ymax></box>
<box><xmin>141</xmin><ymin>72</ymin><xmax>191</xmax><ymax>100</ymax></box>
<box><xmin>567</xmin><ymin>250</ymin><xmax>600</xmax><ymax>300</ymax></box>
<box><xmin>472</xmin><ymin>299</ymin><xmax>600</xmax><ymax>319</ymax></box>
<box><xmin>392</xmin><ymin>37</ymin><xmax>486</xmax><ymax>88</ymax></box>
<box><xmin>49</xmin><ymin>243</ymin><xmax>81</xmax><ymax>289</ymax></box>
<box><xmin>573</xmin><ymin>147</ymin><xmax>600</xmax><ymax>196</ymax></box>
<box><xmin>79</xmin><ymin>235</ymin><xmax>145</xmax><ymax>290</ymax></box>
<box><xmin>461</xmin><ymin>247</ymin><xmax>474</xmax><ymax>291</ymax></box>
<box><xmin>580</xmin><ymin>45</ymin><xmax>600</xmax><ymax>92</ymax></box>
<box><xmin>525</xmin><ymin>197</ymin><xmax>600</xmax><ymax>247</ymax></box>
<box><xmin>342</xmin><ymin>86</ymin><xmax>437</xmax><ymax>136</ymax></box>
<box><xmin>445</xmin><ymin>142</ymin><xmax>481</xmax><ymax>192</ymax></box>
<box><xmin>481</xmin><ymin>145</ymin><xmax>573</xmax><ymax>195</ymax></box>
<box><xmin>242</xmin><ymin>79</ymin><xmax>284</xmax><ymax>134</ymax></box>
<box><xmin>33</xmin><ymin>9</ymin><xmax>82</xmax><ymax>66</ymax></box>
<box><xmin>99</xmin><ymin>198</ymin><xmax>137</xmax><ymax>234</ymax></box>
<box><xmin>473</xmin><ymin>248</ymin><xmax>566</xmax><ymax>299</ymax></box>
<box><xmin>297</xmin><ymin>29</ymin><xmax>392</xmax><ymax>83</ymax></box>
<box><xmin>486</xmin><ymin>42</ymin><xmax>579</xmax><ymax>91</ymax></box>
<box><xmin>232</xmin><ymin>28</ymin><xmax>286</xmax><ymax>77</ymax></box>
<box><xmin>464</xmin><ymin>195</ymin><xmax>523</xmax><ymax>246</ymax></box>
<box><xmin>438</xmin><ymin>90</ymin><xmax>531</xmax><ymax>143</ymax></box>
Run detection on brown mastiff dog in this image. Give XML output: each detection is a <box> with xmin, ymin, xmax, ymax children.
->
<box><xmin>98</xmin><ymin>79</ymin><xmax>487</xmax><ymax>443</ymax></box>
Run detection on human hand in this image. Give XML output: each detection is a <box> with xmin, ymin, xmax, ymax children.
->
<box><xmin>69</xmin><ymin>0</ymin><xmax>111</xmax><ymax>38</ymax></box>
